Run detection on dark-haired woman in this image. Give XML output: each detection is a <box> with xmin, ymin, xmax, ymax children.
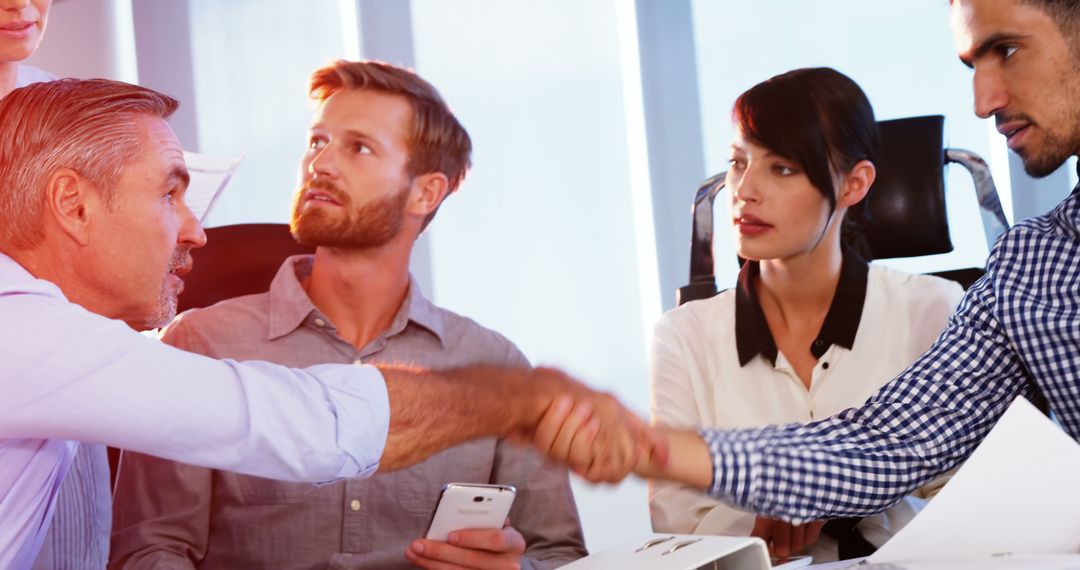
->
<box><xmin>648</xmin><ymin>67</ymin><xmax>962</xmax><ymax>562</ymax></box>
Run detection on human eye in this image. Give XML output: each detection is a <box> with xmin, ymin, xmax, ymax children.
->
<box><xmin>164</xmin><ymin>190</ymin><xmax>177</xmax><ymax>206</ymax></box>
<box><xmin>772</xmin><ymin>162</ymin><xmax>797</xmax><ymax>176</ymax></box>
<box><xmin>997</xmin><ymin>43</ymin><xmax>1019</xmax><ymax>61</ymax></box>
<box><xmin>728</xmin><ymin>157</ymin><xmax>746</xmax><ymax>171</ymax></box>
<box><xmin>308</xmin><ymin>135</ymin><xmax>326</xmax><ymax>151</ymax></box>
<box><xmin>351</xmin><ymin>142</ymin><xmax>373</xmax><ymax>155</ymax></box>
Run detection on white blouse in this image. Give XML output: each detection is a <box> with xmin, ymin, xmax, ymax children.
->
<box><xmin>649</xmin><ymin>260</ymin><xmax>963</xmax><ymax>561</ymax></box>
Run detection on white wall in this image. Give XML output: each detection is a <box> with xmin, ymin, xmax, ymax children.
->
<box><xmin>409</xmin><ymin>0</ymin><xmax>657</xmax><ymax>550</ymax></box>
<box><xmin>24</xmin><ymin>0</ymin><xmax>136</xmax><ymax>82</ymax></box>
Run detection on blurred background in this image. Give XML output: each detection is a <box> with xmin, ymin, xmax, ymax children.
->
<box><xmin>29</xmin><ymin>0</ymin><xmax>1078</xmax><ymax>551</ymax></box>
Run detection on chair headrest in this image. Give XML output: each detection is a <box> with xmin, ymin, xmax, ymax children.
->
<box><xmin>861</xmin><ymin>115</ymin><xmax>953</xmax><ymax>259</ymax></box>
<box><xmin>179</xmin><ymin>223</ymin><xmax>315</xmax><ymax>312</ymax></box>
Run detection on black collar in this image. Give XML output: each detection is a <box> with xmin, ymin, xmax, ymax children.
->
<box><xmin>735</xmin><ymin>246</ymin><xmax>869</xmax><ymax>367</ymax></box>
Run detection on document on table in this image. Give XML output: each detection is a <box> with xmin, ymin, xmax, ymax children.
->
<box><xmin>857</xmin><ymin>397</ymin><xmax>1080</xmax><ymax>568</ymax></box>
<box><xmin>183</xmin><ymin>151</ymin><xmax>243</xmax><ymax>222</ymax></box>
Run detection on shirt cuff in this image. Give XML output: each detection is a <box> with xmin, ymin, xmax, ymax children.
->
<box><xmin>313</xmin><ymin>362</ymin><xmax>390</xmax><ymax>479</ymax></box>
<box><xmin>700</xmin><ymin>428</ymin><xmax>753</xmax><ymax>507</ymax></box>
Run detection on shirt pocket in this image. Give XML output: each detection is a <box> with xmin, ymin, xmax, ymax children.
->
<box><xmin>392</xmin><ymin>439</ymin><xmax>498</xmax><ymax>516</ymax></box>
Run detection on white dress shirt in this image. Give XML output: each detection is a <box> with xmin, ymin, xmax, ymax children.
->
<box><xmin>649</xmin><ymin>253</ymin><xmax>963</xmax><ymax>561</ymax></box>
<box><xmin>0</xmin><ymin>253</ymin><xmax>390</xmax><ymax>569</ymax></box>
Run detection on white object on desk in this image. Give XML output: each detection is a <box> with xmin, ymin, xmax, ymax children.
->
<box><xmin>559</xmin><ymin>533</ymin><xmax>771</xmax><ymax>569</ymax></box>
<box><xmin>867</xmin><ymin>397</ymin><xmax>1080</xmax><ymax>565</ymax></box>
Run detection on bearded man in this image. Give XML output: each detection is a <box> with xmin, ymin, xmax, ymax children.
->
<box><xmin>110</xmin><ymin>60</ymin><xmax>588</xmax><ymax>570</ymax></box>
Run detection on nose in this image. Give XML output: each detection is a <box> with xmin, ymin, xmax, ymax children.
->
<box><xmin>307</xmin><ymin>143</ymin><xmax>338</xmax><ymax>180</ymax></box>
<box><xmin>972</xmin><ymin>67</ymin><xmax>1008</xmax><ymax>120</ymax></box>
<box><xmin>178</xmin><ymin>200</ymin><xmax>207</xmax><ymax>250</ymax></box>
<box><xmin>728</xmin><ymin>167</ymin><xmax>759</xmax><ymax>205</ymax></box>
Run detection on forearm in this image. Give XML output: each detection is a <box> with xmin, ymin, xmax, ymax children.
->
<box><xmin>636</xmin><ymin>427</ymin><xmax>712</xmax><ymax>490</ymax></box>
<box><xmin>378</xmin><ymin>365</ymin><xmax>565</xmax><ymax>471</ymax></box>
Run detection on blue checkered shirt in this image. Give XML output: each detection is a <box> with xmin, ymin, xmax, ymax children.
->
<box><xmin>704</xmin><ymin>184</ymin><xmax>1080</xmax><ymax>522</ymax></box>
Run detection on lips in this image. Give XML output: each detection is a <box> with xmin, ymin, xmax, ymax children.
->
<box><xmin>734</xmin><ymin>213</ymin><xmax>773</xmax><ymax>237</ymax></box>
<box><xmin>0</xmin><ymin>21</ymin><xmax>35</xmax><ymax>36</ymax></box>
<box><xmin>997</xmin><ymin>120</ymin><xmax>1033</xmax><ymax>150</ymax></box>
<box><xmin>303</xmin><ymin>188</ymin><xmax>343</xmax><ymax>206</ymax></box>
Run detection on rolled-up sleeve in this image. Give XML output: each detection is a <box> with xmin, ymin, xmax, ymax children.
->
<box><xmin>0</xmin><ymin>286</ymin><xmax>389</xmax><ymax>483</ymax></box>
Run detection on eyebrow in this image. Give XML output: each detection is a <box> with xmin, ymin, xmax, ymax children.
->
<box><xmin>308</xmin><ymin>126</ymin><xmax>383</xmax><ymax>149</ymax></box>
<box><xmin>167</xmin><ymin>166</ymin><xmax>191</xmax><ymax>190</ymax></box>
<box><xmin>959</xmin><ymin>32</ymin><xmax>1027</xmax><ymax>68</ymax></box>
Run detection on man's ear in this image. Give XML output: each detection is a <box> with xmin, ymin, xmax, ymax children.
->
<box><xmin>838</xmin><ymin>160</ymin><xmax>876</xmax><ymax>209</ymax></box>
<box><xmin>46</xmin><ymin>168</ymin><xmax>99</xmax><ymax>246</ymax></box>
<box><xmin>410</xmin><ymin>172</ymin><xmax>450</xmax><ymax>218</ymax></box>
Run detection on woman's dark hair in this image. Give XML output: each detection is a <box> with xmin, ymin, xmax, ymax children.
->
<box><xmin>732</xmin><ymin>67</ymin><xmax>880</xmax><ymax>252</ymax></box>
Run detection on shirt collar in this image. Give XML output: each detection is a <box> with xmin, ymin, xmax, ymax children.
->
<box><xmin>266</xmin><ymin>254</ymin><xmax>445</xmax><ymax>346</ymax></box>
<box><xmin>0</xmin><ymin>251</ymin><xmax>67</xmax><ymax>300</ymax></box>
<box><xmin>735</xmin><ymin>245</ymin><xmax>869</xmax><ymax>367</ymax></box>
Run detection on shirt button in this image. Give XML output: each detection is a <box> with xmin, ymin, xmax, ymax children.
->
<box><xmin>350</xmin><ymin>499</ymin><xmax>361</xmax><ymax>511</ymax></box>
<box><xmin>822</xmin><ymin>362</ymin><xmax>830</xmax><ymax>370</ymax></box>
<box><xmin>314</xmin><ymin>318</ymin><xmax>327</xmax><ymax>327</ymax></box>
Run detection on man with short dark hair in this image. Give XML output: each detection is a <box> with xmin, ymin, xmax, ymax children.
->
<box><xmin>110</xmin><ymin>60</ymin><xmax>587</xmax><ymax>570</ymax></box>
<box><xmin>626</xmin><ymin>0</ymin><xmax>1080</xmax><ymax>526</ymax></box>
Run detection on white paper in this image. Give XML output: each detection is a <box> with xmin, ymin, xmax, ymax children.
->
<box><xmin>182</xmin><ymin>150</ymin><xmax>242</xmax><ymax>222</ymax></box>
<box><xmin>866</xmin><ymin>398</ymin><xmax>1080</xmax><ymax>566</ymax></box>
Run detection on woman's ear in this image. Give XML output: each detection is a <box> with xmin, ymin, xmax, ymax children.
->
<box><xmin>838</xmin><ymin>160</ymin><xmax>875</xmax><ymax>208</ymax></box>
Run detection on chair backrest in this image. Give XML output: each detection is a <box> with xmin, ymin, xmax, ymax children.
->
<box><xmin>178</xmin><ymin>223</ymin><xmax>314</xmax><ymax>313</ymax></box>
<box><xmin>677</xmin><ymin>115</ymin><xmax>1010</xmax><ymax>305</ymax></box>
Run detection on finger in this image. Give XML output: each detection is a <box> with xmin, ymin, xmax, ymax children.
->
<box><xmin>588</xmin><ymin>399</ymin><xmax>637</xmax><ymax>482</ymax></box>
<box><xmin>750</xmin><ymin>516</ymin><xmax>773</xmax><ymax>540</ymax></box>
<box><xmin>790</xmin><ymin>522</ymin><xmax>806</xmax><ymax>554</ymax></box>
<box><xmin>447</xmin><ymin>526</ymin><xmax>526</xmax><ymax>555</ymax></box>
<box><xmin>549</xmin><ymin>400</ymin><xmax>594</xmax><ymax>468</ymax></box>
<box><xmin>805</xmin><ymin>520</ymin><xmax>824</xmax><ymax>547</ymax></box>
<box><xmin>408</xmin><ymin>539</ymin><xmax>518</xmax><ymax>569</ymax></box>
<box><xmin>772</xmin><ymin>521</ymin><xmax>792</xmax><ymax>560</ymax></box>
<box><xmin>567</xmin><ymin>417</ymin><xmax>600</xmax><ymax>473</ymax></box>
<box><xmin>531</xmin><ymin>396</ymin><xmax>574</xmax><ymax>455</ymax></box>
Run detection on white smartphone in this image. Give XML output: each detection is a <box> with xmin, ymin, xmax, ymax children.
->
<box><xmin>424</xmin><ymin>482</ymin><xmax>517</xmax><ymax>542</ymax></box>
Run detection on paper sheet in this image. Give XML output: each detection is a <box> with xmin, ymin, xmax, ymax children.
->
<box><xmin>182</xmin><ymin>151</ymin><xmax>242</xmax><ymax>222</ymax></box>
<box><xmin>864</xmin><ymin>397</ymin><xmax>1080</xmax><ymax>566</ymax></box>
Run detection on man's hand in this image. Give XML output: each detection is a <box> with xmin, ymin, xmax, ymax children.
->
<box><xmin>633</xmin><ymin>425</ymin><xmax>711</xmax><ymax>489</ymax></box>
<box><xmin>751</xmin><ymin>516</ymin><xmax>824</xmax><ymax>561</ymax></box>
<box><xmin>376</xmin><ymin>364</ymin><xmax>664</xmax><ymax>479</ymax></box>
<box><xmin>405</xmin><ymin>523</ymin><xmax>526</xmax><ymax>570</ymax></box>
<box><xmin>527</xmin><ymin>392</ymin><xmax>667</xmax><ymax>483</ymax></box>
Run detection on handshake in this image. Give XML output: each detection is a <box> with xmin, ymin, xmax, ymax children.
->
<box><xmin>378</xmin><ymin>364</ymin><xmax>713</xmax><ymax>488</ymax></box>
<box><xmin>519</xmin><ymin>368</ymin><xmax>714</xmax><ymax>488</ymax></box>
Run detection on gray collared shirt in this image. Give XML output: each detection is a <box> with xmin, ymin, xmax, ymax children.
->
<box><xmin>111</xmin><ymin>255</ymin><xmax>586</xmax><ymax>569</ymax></box>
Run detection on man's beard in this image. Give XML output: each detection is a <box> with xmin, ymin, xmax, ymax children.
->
<box><xmin>290</xmin><ymin>179</ymin><xmax>409</xmax><ymax>249</ymax></box>
<box><xmin>1013</xmin><ymin>120</ymin><xmax>1078</xmax><ymax>178</ymax></box>
<box><xmin>143</xmin><ymin>247</ymin><xmax>190</xmax><ymax>330</ymax></box>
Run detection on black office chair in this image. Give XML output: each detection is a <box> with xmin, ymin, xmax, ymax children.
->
<box><xmin>677</xmin><ymin>115</ymin><xmax>1010</xmax><ymax>306</ymax></box>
